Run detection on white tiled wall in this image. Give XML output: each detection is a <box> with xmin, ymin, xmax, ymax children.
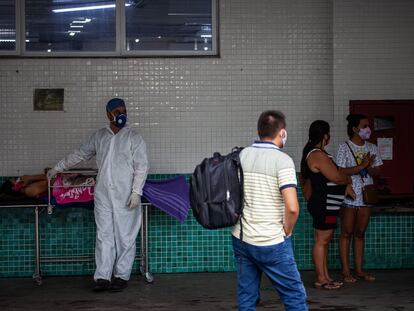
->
<box><xmin>1</xmin><ymin>0</ymin><xmax>413</xmax><ymax>176</ymax></box>
<box><xmin>332</xmin><ymin>0</ymin><xmax>414</xmax><ymax>153</ymax></box>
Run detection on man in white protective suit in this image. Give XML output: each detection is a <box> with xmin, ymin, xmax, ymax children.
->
<box><xmin>48</xmin><ymin>98</ymin><xmax>149</xmax><ymax>292</ymax></box>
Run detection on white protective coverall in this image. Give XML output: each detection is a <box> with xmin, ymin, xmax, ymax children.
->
<box><xmin>54</xmin><ymin>126</ymin><xmax>149</xmax><ymax>281</ymax></box>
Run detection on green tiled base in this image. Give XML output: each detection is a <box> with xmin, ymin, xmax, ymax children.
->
<box><xmin>1</xmin><ymin>174</ymin><xmax>413</xmax><ymax>278</ymax></box>
<box><xmin>148</xmin><ymin>208</ymin><xmax>235</xmax><ymax>273</ymax></box>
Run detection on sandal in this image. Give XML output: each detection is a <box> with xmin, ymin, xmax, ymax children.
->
<box><xmin>329</xmin><ymin>279</ymin><xmax>344</xmax><ymax>287</ymax></box>
<box><xmin>314</xmin><ymin>282</ymin><xmax>341</xmax><ymax>290</ymax></box>
<box><xmin>342</xmin><ymin>274</ymin><xmax>357</xmax><ymax>283</ymax></box>
<box><xmin>355</xmin><ymin>273</ymin><xmax>375</xmax><ymax>282</ymax></box>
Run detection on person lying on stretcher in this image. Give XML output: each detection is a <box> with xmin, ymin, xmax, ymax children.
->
<box><xmin>0</xmin><ymin>169</ymin><xmax>95</xmax><ymax>199</ymax></box>
<box><xmin>0</xmin><ymin>168</ymin><xmax>50</xmax><ymax>198</ymax></box>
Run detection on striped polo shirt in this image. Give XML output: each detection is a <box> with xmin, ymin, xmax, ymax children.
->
<box><xmin>232</xmin><ymin>141</ymin><xmax>297</xmax><ymax>246</ymax></box>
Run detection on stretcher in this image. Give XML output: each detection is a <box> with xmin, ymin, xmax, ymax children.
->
<box><xmin>0</xmin><ymin>169</ymin><xmax>153</xmax><ymax>285</ymax></box>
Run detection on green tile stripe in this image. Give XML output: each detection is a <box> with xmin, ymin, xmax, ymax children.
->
<box><xmin>1</xmin><ymin>174</ymin><xmax>413</xmax><ymax>278</ymax></box>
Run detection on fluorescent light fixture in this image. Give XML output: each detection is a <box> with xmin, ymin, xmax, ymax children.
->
<box><xmin>25</xmin><ymin>39</ymin><xmax>30</xmax><ymax>42</ymax></box>
<box><xmin>53</xmin><ymin>3</ymin><xmax>130</xmax><ymax>13</ymax></box>
<box><xmin>0</xmin><ymin>39</ymin><xmax>15</xmax><ymax>42</ymax></box>
<box><xmin>53</xmin><ymin>4</ymin><xmax>115</xmax><ymax>13</ymax></box>
<box><xmin>168</xmin><ymin>13</ymin><xmax>210</xmax><ymax>16</ymax></box>
<box><xmin>200</xmin><ymin>34</ymin><xmax>212</xmax><ymax>38</ymax></box>
<box><xmin>68</xmin><ymin>30</ymin><xmax>80</xmax><ymax>36</ymax></box>
<box><xmin>70</xmin><ymin>25</ymin><xmax>84</xmax><ymax>28</ymax></box>
<box><xmin>0</xmin><ymin>30</ymin><xmax>15</xmax><ymax>35</ymax></box>
<box><xmin>72</xmin><ymin>18</ymin><xmax>92</xmax><ymax>24</ymax></box>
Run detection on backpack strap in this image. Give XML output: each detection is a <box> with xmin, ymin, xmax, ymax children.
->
<box><xmin>238</xmin><ymin>152</ymin><xmax>244</xmax><ymax>241</ymax></box>
<box><xmin>231</xmin><ymin>146</ymin><xmax>245</xmax><ymax>241</ymax></box>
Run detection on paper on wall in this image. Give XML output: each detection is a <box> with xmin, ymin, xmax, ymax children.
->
<box><xmin>377</xmin><ymin>138</ymin><xmax>393</xmax><ymax>160</ymax></box>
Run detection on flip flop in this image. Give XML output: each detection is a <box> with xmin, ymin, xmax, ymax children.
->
<box><xmin>342</xmin><ymin>274</ymin><xmax>357</xmax><ymax>283</ymax></box>
<box><xmin>329</xmin><ymin>279</ymin><xmax>344</xmax><ymax>287</ymax></box>
<box><xmin>355</xmin><ymin>273</ymin><xmax>376</xmax><ymax>282</ymax></box>
<box><xmin>314</xmin><ymin>282</ymin><xmax>341</xmax><ymax>290</ymax></box>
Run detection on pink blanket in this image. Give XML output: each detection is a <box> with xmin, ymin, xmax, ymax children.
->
<box><xmin>52</xmin><ymin>175</ymin><xmax>95</xmax><ymax>204</ymax></box>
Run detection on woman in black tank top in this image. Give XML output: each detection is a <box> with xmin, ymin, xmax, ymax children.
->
<box><xmin>307</xmin><ymin>150</ymin><xmax>348</xmax><ymax>228</ymax></box>
<box><xmin>300</xmin><ymin>120</ymin><xmax>355</xmax><ymax>290</ymax></box>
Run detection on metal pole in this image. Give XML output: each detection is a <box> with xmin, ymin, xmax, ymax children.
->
<box><xmin>145</xmin><ymin>204</ymin><xmax>149</xmax><ymax>274</ymax></box>
<box><xmin>34</xmin><ymin>206</ymin><xmax>42</xmax><ymax>284</ymax></box>
<box><xmin>40</xmin><ymin>256</ymin><xmax>94</xmax><ymax>263</ymax></box>
<box><xmin>47</xmin><ymin>177</ymin><xmax>52</xmax><ymax>214</ymax></box>
<box><xmin>140</xmin><ymin>205</ymin><xmax>145</xmax><ymax>273</ymax></box>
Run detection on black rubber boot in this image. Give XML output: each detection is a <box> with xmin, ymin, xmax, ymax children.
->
<box><xmin>109</xmin><ymin>277</ymin><xmax>128</xmax><ymax>292</ymax></box>
<box><xmin>92</xmin><ymin>279</ymin><xmax>111</xmax><ymax>292</ymax></box>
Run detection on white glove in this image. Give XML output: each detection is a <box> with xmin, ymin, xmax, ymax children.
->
<box><xmin>47</xmin><ymin>168</ymin><xmax>59</xmax><ymax>180</ymax></box>
<box><xmin>127</xmin><ymin>192</ymin><xmax>140</xmax><ymax>209</ymax></box>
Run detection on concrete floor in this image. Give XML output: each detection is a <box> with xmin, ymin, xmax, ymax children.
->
<box><xmin>0</xmin><ymin>270</ymin><xmax>413</xmax><ymax>310</ymax></box>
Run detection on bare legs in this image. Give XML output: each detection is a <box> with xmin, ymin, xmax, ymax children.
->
<box><xmin>313</xmin><ymin>229</ymin><xmax>339</xmax><ymax>288</ymax></box>
<box><xmin>339</xmin><ymin>206</ymin><xmax>373</xmax><ymax>282</ymax></box>
<box><xmin>353</xmin><ymin>207</ymin><xmax>374</xmax><ymax>280</ymax></box>
<box><xmin>339</xmin><ymin>207</ymin><xmax>356</xmax><ymax>281</ymax></box>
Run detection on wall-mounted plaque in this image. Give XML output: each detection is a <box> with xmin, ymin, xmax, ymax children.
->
<box><xmin>33</xmin><ymin>88</ymin><xmax>64</xmax><ymax>111</ymax></box>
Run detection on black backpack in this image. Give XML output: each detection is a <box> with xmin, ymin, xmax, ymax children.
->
<box><xmin>190</xmin><ymin>147</ymin><xmax>244</xmax><ymax>230</ymax></box>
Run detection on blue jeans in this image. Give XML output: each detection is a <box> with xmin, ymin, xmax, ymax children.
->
<box><xmin>232</xmin><ymin>236</ymin><xmax>308</xmax><ymax>311</ymax></box>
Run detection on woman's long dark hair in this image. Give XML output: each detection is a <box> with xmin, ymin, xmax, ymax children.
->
<box><xmin>300</xmin><ymin>120</ymin><xmax>330</xmax><ymax>179</ymax></box>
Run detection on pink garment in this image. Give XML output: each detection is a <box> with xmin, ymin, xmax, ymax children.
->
<box><xmin>52</xmin><ymin>175</ymin><xmax>94</xmax><ymax>204</ymax></box>
<box><xmin>12</xmin><ymin>179</ymin><xmax>25</xmax><ymax>192</ymax></box>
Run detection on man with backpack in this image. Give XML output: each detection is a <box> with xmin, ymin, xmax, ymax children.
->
<box><xmin>231</xmin><ymin>110</ymin><xmax>307</xmax><ymax>311</ymax></box>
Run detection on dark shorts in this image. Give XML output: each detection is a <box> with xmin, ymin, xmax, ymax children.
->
<box><xmin>307</xmin><ymin>204</ymin><xmax>339</xmax><ymax>230</ymax></box>
<box><xmin>342</xmin><ymin>203</ymin><xmax>368</xmax><ymax>209</ymax></box>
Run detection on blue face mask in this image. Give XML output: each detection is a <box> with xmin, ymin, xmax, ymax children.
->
<box><xmin>112</xmin><ymin>113</ymin><xmax>127</xmax><ymax>129</ymax></box>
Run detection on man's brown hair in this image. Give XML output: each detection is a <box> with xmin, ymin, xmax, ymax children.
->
<box><xmin>257</xmin><ymin>110</ymin><xmax>286</xmax><ymax>139</ymax></box>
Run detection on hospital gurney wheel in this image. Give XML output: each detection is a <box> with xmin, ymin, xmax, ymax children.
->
<box><xmin>144</xmin><ymin>272</ymin><xmax>154</xmax><ymax>283</ymax></box>
<box><xmin>33</xmin><ymin>275</ymin><xmax>43</xmax><ymax>286</ymax></box>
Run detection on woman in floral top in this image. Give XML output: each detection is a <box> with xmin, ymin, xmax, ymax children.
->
<box><xmin>336</xmin><ymin>114</ymin><xmax>383</xmax><ymax>283</ymax></box>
